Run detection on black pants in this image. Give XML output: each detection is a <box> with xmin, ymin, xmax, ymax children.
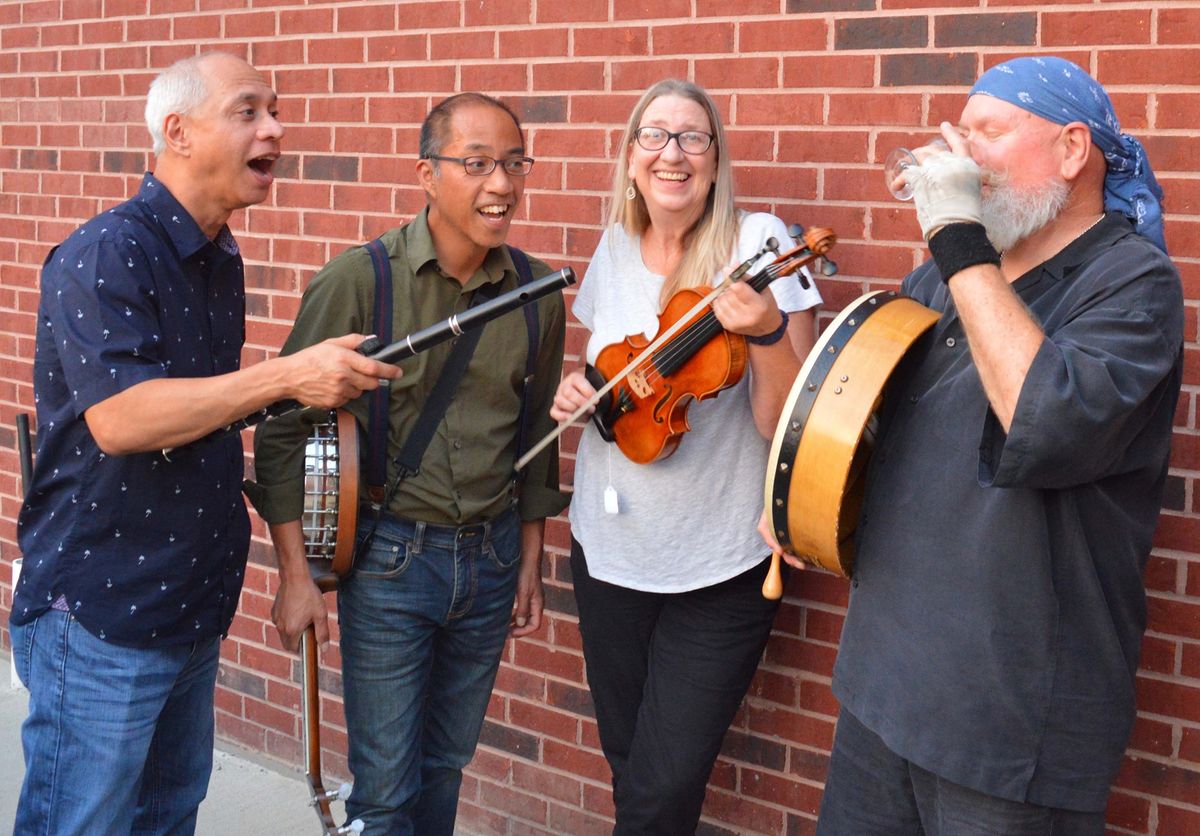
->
<box><xmin>817</xmin><ymin>709</ymin><xmax>1107</xmax><ymax>836</ymax></box>
<box><xmin>570</xmin><ymin>539</ymin><xmax>782</xmax><ymax>835</ymax></box>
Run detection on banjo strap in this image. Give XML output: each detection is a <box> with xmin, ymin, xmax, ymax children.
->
<box><xmin>357</xmin><ymin>241</ymin><xmax>540</xmax><ymax>552</ymax></box>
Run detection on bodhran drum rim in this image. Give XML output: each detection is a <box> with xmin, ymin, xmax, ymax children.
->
<box><xmin>764</xmin><ymin>291</ymin><xmax>939</xmax><ymax>576</ymax></box>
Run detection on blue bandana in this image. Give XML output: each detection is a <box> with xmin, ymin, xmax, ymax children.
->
<box><xmin>970</xmin><ymin>56</ymin><xmax>1167</xmax><ymax>253</ymax></box>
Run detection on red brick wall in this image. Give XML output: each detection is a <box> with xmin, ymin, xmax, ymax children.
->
<box><xmin>1</xmin><ymin>2</ymin><xmax>1197</xmax><ymax>833</ymax></box>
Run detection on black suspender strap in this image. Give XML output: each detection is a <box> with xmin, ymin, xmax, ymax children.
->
<box><xmin>363</xmin><ymin>238</ymin><xmax>393</xmax><ymax>498</ymax></box>
<box><xmin>507</xmin><ymin>246</ymin><xmax>540</xmax><ymax>488</ymax></box>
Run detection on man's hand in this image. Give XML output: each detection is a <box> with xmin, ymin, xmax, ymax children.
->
<box><xmin>271</xmin><ymin>573</ymin><xmax>330</xmax><ymax>652</ymax></box>
<box><xmin>285</xmin><ymin>333</ymin><xmax>402</xmax><ymax>409</ymax></box>
<box><xmin>511</xmin><ymin>520</ymin><xmax>546</xmax><ymax>638</ymax></box>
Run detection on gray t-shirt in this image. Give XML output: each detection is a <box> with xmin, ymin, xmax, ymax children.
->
<box><xmin>569</xmin><ymin>213</ymin><xmax>823</xmax><ymax>591</ymax></box>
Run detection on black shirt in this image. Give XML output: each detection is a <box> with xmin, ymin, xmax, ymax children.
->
<box><xmin>13</xmin><ymin>174</ymin><xmax>250</xmax><ymax>647</ymax></box>
<box><xmin>834</xmin><ymin>213</ymin><xmax>1184</xmax><ymax>812</ymax></box>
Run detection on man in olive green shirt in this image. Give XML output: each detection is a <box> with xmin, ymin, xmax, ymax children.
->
<box><xmin>251</xmin><ymin>93</ymin><xmax>567</xmax><ymax>835</ymax></box>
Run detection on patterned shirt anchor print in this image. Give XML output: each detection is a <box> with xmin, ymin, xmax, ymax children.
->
<box><xmin>13</xmin><ymin>173</ymin><xmax>251</xmax><ymax>648</ymax></box>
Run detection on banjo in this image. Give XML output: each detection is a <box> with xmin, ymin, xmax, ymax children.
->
<box><xmin>763</xmin><ymin>290</ymin><xmax>939</xmax><ymax>581</ymax></box>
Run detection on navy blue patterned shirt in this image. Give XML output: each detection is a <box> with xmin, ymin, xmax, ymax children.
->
<box><xmin>13</xmin><ymin>173</ymin><xmax>251</xmax><ymax>647</ymax></box>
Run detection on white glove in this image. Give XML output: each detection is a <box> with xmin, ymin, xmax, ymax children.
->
<box><xmin>911</xmin><ymin>153</ymin><xmax>984</xmax><ymax>242</ymax></box>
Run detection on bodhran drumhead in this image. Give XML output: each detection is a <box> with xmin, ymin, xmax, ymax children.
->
<box><xmin>764</xmin><ymin>291</ymin><xmax>939</xmax><ymax>576</ymax></box>
<box><xmin>302</xmin><ymin>408</ymin><xmax>360</xmax><ymax>582</ymax></box>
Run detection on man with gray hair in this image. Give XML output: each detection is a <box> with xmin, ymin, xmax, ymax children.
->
<box><xmin>10</xmin><ymin>52</ymin><xmax>398</xmax><ymax>835</ymax></box>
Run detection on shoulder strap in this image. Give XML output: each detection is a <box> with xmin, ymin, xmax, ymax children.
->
<box><xmin>363</xmin><ymin>238</ymin><xmax>393</xmax><ymax>494</ymax></box>
<box><xmin>508</xmin><ymin>246</ymin><xmax>539</xmax><ymax>485</ymax></box>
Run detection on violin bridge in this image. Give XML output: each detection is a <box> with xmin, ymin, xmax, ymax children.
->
<box><xmin>626</xmin><ymin>370</ymin><xmax>653</xmax><ymax>398</ymax></box>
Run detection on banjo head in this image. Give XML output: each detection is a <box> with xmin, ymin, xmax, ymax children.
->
<box><xmin>302</xmin><ymin>408</ymin><xmax>360</xmax><ymax>579</ymax></box>
<box><xmin>764</xmin><ymin>291</ymin><xmax>939</xmax><ymax>577</ymax></box>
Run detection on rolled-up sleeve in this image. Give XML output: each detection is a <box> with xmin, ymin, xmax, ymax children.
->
<box><xmin>516</xmin><ymin>286</ymin><xmax>570</xmax><ymax>523</ymax></box>
<box><xmin>249</xmin><ymin>252</ymin><xmax>372</xmax><ymax>525</ymax></box>
<box><xmin>980</xmin><ymin>256</ymin><xmax>1183</xmax><ymax>490</ymax></box>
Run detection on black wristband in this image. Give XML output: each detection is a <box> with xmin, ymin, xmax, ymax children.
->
<box><xmin>928</xmin><ymin>222</ymin><xmax>1001</xmax><ymax>283</ymax></box>
<box><xmin>746</xmin><ymin>309</ymin><xmax>789</xmax><ymax>346</ymax></box>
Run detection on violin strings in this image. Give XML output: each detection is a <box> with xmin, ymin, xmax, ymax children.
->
<box><xmin>634</xmin><ymin>260</ymin><xmax>790</xmax><ymax>385</ymax></box>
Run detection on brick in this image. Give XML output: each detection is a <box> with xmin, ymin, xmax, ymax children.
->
<box><xmin>1104</xmin><ymin>790</ymin><xmax>1150</xmax><ymax>832</ymax></box>
<box><xmin>828</xmin><ymin>93</ymin><xmax>925</xmax><ymax>127</ymax></box>
<box><xmin>613</xmin><ymin>0</ymin><xmax>689</xmax><ymax>19</ymax></box>
<box><xmin>532</xmin><ymin>61</ymin><xmax>605</xmax><ymax>92</ymax></box>
<box><xmin>276</xmin><ymin>7</ymin><xmax>333</xmax><ymax>35</ymax></box>
<box><xmin>1115</xmin><ymin>754</ymin><xmax>1200</xmax><ymax>807</ymax></box>
<box><xmin>740</xmin><ymin>19</ymin><xmax>827</xmax><ymax>54</ymax></box>
<box><xmin>789</xmin><ymin>0</ymin><xmax>872</xmax><ymax>11</ymax></box>
<box><xmin>1099</xmin><ymin>50</ymin><xmax>1200</xmax><ymax>86</ymax></box>
<box><xmin>1160</xmin><ymin>8</ymin><xmax>1200</xmax><ymax>45</ymax></box>
<box><xmin>224</xmin><ymin>11</ymin><xmax>275</xmax><ymax>38</ymax></box>
<box><xmin>573</xmin><ymin>25</ymin><xmax>648</xmax><ymax>57</ymax></box>
<box><xmin>388</xmin><ymin>65</ymin><xmax>455</xmax><ymax>94</ymax></box>
<box><xmin>461</xmin><ymin>63</ymin><xmax>527</xmax><ymax>94</ymax></box>
<box><xmin>431</xmin><ymin>29</ymin><xmax>495</xmax><ymax>61</ymax></box>
<box><xmin>508</xmin><ymin>95</ymin><xmax>569</xmax><ymax>124</ymax></box>
<box><xmin>335</xmin><ymin>2</ymin><xmax>395</xmax><ymax>32</ymax></box>
<box><xmin>781</xmin><ymin>55</ymin><xmax>875</xmax><ymax>90</ymax></box>
<box><xmin>497</xmin><ymin>27</ymin><xmax>568</xmax><ymax>59</ymax></box>
<box><xmin>882</xmin><ymin>52</ymin><xmax>976</xmax><ymax>87</ymax></box>
<box><xmin>836</xmin><ymin>16</ymin><xmax>926</xmax><ymax>51</ymax></box>
<box><xmin>478</xmin><ymin>718</ymin><xmax>540</xmax><ymax>760</ymax></box>
<box><xmin>779</xmin><ymin>130</ymin><xmax>868</xmax><ymax>165</ymax></box>
<box><xmin>308</xmin><ymin>36</ymin><xmax>365</xmax><ymax>65</ymax></box>
<box><xmin>301</xmin><ymin>155</ymin><xmax>359</xmax><ymax>183</ymax></box>
<box><xmin>695</xmin><ymin>57</ymin><xmax>779</xmax><ymax>90</ymax></box>
<box><xmin>653</xmin><ymin>22</ymin><xmax>733</xmax><ymax>56</ymax></box>
<box><xmin>935</xmin><ymin>13</ymin><xmax>1035</xmax><ymax>48</ymax></box>
<box><xmin>736</xmin><ymin>93</ymin><xmax>823</xmax><ymax>128</ymax></box>
<box><xmin>1043</xmin><ymin>10</ymin><xmax>1151</xmax><ymax>47</ymax></box>
<box><xmin>1159</xmin><ymin>805</ymin><xmax>1200</xmax><ymax>836</ymax></box>
<box><xmin>611</xmin><ymin>58</ymin><xmax>690</xmax><ymax>92</ymax></box>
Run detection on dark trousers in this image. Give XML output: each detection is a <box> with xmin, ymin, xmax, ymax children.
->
<box><xmin>570</xmin><ymin>539</ymin><xmax>781</xmax><ymax>836</ymax></box>
<box><xmin>817</xmin><ymin>709</ymin><xmax>1107</xmax><ymax>836</ymax></box>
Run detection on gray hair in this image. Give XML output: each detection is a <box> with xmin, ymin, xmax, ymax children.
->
<box><xmin>144</xmin><ymin>54</ymin><xmax>217</xmax><ymax>156</ymax></box>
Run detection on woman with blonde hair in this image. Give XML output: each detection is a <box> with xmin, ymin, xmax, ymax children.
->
<box><xmin>552</xmin><ymin>79</ymin><xmax>822</xmax><ymax>832</ymax></box>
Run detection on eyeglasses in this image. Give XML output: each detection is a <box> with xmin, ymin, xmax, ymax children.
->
<box><xmin>634</xmin><ymin>127</ymin><xmax>714</xmax><ymax>155</ymax></box>
<box><xmin>423</xmin><ymin>154</ymin><xmax>535</xmax><ymax>177</ymax></box>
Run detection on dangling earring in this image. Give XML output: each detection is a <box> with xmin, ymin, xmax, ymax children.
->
<box><xmin>625</xmin><ymin>182</ymin><xmax>637</xmax><ymax>201</ymax></box>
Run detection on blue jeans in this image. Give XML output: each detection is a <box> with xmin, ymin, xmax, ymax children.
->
<box><xmin>817</xmin><ymin>709</ymin><xmax>1107</xmax><ymax>836</ymax></box>
<box><xmin>10</xmin><ymin>609</ymin><xmax>221</xmax><ymax>836</ymax></box>
<box><xmin>337</xmin><ymin>507</ymin><xmax>521</xmax><ymax>835</ymax></box>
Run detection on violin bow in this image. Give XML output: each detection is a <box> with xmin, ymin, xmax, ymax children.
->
<box><xmin>515</xmin><ymin>226</ymin><xmax>836</xmax><ymax>473</ymax></box>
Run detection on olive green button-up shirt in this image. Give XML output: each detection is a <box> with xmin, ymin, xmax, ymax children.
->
<box><xmin>251</xmin><ymin>208</ymin><xmax>568</xmax><ymax>527</ymax></box>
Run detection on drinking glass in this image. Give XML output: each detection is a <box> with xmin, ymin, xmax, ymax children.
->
<box><xmin>883</xmin><ymin>139</ymin><xmax>949</xmax><ymax>201</ymax></box>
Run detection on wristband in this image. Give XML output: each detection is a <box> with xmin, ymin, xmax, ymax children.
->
<box><xmin>928</xmin><ymin>222</ymin><xmax>1001</xmax><ymax>284</ymax></box>
<box><xmin>746</xmin><ymin>309</ymin><xmax>789</xmax><ymax>346</ymax></box>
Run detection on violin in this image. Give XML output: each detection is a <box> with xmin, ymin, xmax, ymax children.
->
<box><xmin>586</xmin><ymin>225</ymin><xmax>837</xmax><ymax>464</ymax></box>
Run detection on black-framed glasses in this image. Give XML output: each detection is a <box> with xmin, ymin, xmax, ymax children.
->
<box><xmin>423</xmin><ymin>154</ymin><xmax>535</xmax><ymax>177</ymax></box>
<box><xmin>634</xmin><ymin>127</ymin><xmax>714</xmax><ymax>155</ymax></box>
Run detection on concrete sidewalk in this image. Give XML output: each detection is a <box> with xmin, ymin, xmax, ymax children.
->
<box><xmin>0</xmin><ymin>653</ymin><xmax>331</xmax><ymax>835</ymax></box>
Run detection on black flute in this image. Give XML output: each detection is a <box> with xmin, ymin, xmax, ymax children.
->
<box><xmin>171</xmin><ymin>267</ymin><xmax>575</xmax><ymax>452</ymax></box>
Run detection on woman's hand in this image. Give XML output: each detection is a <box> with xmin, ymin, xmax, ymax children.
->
<box><xmin>711</xmin><ymin>280</ymin><xmax>782</xmax><ymax>337</ymax></box>
<box><xmin>551</xmin><ymin>370</ymin><xmax>598</xmax><ymax>423</ymax></box>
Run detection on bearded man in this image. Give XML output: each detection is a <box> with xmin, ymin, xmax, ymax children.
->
<box><xmin>807</xmin><ymin>57</ymin><xmax>1184</xmax><ymax>834</ymax></box>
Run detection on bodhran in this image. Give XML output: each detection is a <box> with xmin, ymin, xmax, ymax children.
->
<box><xmin>764</xmin><ymin>291</ymin><xmax>939</xmax><ymax>576</ymax></box>
<box><xmin>301</xmin><ymin>408</ymin><xmax>360</xmax><ymax>585</ymax></box>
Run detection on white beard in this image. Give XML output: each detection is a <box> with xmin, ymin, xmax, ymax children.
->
<box><xmin>980</xmin><ymin>175</ymin><xmax>1070</xmax><ymax>253</ymax></box>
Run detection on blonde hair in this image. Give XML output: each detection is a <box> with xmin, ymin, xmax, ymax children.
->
<box><xmin>608</xmin><ymin>79</ymin><xmax>738</xmax><ymax>305</ymax></box>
